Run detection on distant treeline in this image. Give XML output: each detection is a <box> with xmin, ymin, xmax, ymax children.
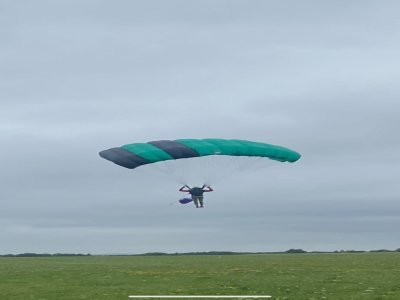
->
<box><xmin>0</xmin><ymin>253</ymin><xmax>91</xmax><ymax>257</ymax></box>
<box><xmin>1</xmin><ymin>249</ymin><xmax>399</xmax><ymax>257</ymax></box>
<box><xmin>137</xmin><ymin>248</ymin><xmax>400</xmax><ymax>256</ymax></box>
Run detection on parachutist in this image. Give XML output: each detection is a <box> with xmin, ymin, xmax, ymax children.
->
<box><xmin>179</xmin><ymin>184</ymin><xmax>213</xmax><ymax>208</ymax></box>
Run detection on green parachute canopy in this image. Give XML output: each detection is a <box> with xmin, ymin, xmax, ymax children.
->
<box><xmin>99</xmin><ymin>139</ymin><xmax>301</xmax><ymax>169</ymax></box>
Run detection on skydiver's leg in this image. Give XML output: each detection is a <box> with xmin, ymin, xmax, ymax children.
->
<box><xmin>192</xmin><ymin>196</ymin><xmax>199</xmax><ymax>208</ymax></box>
<box><xmin>199</xmin><ymin>196</ymin><xmax>204</xmax><ymax>207</ymax></box>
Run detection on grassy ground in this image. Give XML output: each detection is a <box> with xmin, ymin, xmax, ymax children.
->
<box><xmin>0</xmin><ymin>253</ymin><xmax>399</xmax><ymax>299</ymax></box>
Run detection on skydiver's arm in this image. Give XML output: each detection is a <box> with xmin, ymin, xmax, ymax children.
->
<box><xmin>179</xmin><ymin>185</ymin><xmax>191</xmax><ymax>192</ymax></box>
<box><xmin>203</xmin><ymin>186</ymin><xmax>213</xmax><ymax>192</ymax></box>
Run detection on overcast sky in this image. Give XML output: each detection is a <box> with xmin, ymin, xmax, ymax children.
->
<box><xmin>1</xmin><ymin>0</ymin><xmax>399</xmax><ymax>254</ymax></box>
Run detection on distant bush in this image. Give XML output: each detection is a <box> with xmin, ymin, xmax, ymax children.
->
<box><xmin>286</xmin><ymin>249</ymin><xmax>307</xmax><ymax>253</ymax></box>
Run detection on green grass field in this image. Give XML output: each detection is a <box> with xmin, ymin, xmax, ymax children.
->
<box><xmin>1</xmin><ymin>253</ymin><xmax>399</xmax><ymax>299</ymax></box>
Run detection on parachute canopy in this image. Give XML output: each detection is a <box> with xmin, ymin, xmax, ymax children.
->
<box><xmin>99</xmin><ymin>139</ymin><xmax>301</xmax><ymax>169</ymax></box>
